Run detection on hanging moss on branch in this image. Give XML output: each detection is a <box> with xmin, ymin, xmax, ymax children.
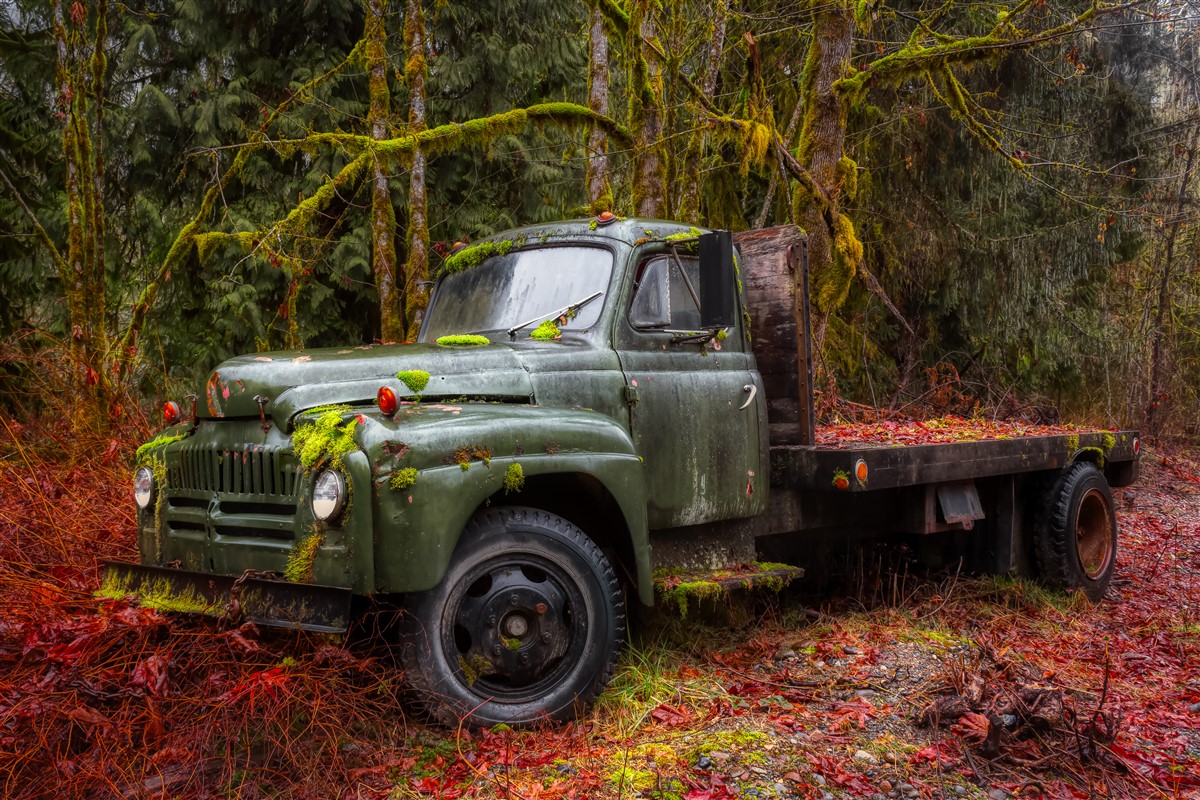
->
<box><xmin>292</xmin><ymin>411</ymin><xmax>360</xmax><ymax>470</ymax></box>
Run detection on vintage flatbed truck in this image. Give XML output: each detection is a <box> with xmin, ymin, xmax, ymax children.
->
<box><xmin>103</xmin><ymin>216</ymin><xmax>1139</xmax><ymax>726</ymax></box>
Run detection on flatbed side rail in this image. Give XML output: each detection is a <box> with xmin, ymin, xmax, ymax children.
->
<box><xmin>770</xmin><ymin>430</ymin><xmax>1139</xmax><ymax>492</ymax></box>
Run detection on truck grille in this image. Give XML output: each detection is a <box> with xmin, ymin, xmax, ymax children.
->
<box><xmin>169</xmin><ymin>444</ymin><xmax>302</xmax><ymax>497</ymax></box>
<box><xmin>165</xmin><ymin>444</ymin><xmax>303</xmax><ymax>541</ymax></box>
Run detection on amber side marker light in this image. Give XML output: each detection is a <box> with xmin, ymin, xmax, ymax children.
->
<box><xmin>163</xmin><ymin>401</ymin><xmax>181</xmax><ymax>425</ymax></box>
<box><xmin>595</xmin><ymin>211</ymin><xmax>616</xmax><ymax>226</ymax></box>
<box><xmin>377</xmin><ymin>386</ymin><xmax>398</xmax><ymax>416</ymax></box>
<box><xmin>855</xmin><ymin>459</ymin><xmax>868</xmax><ymax>483</ymax></box>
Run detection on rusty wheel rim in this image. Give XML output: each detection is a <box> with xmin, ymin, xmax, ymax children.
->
<box><xmin>1075</xmin><ymin>488</ymin><xmax>1114</xmax><ymax>580</ymax></box>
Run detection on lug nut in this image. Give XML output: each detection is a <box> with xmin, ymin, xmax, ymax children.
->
<box><xmin>487</xmin><ymin>615</ymin><xmax>497</xmax><ymax>625</ymax></box>
<box><xmin>493</xmin><ymin>645</ymin><xmax>502</xmax><ymax>655</ymax></box>
<box><xmin>535</xmin><ymin>603</ymin><xmax>548</xmax><ymax>615</ymax></box>
<box><xmin>541</xmin><ymin>632</ymin><xmax>552</xmax><ymax>643</ymax></box>
<box><xmin>520</xmin><ymin>654</ymin><xmax>530</xmax><ymax>665</ymax></box>
<box><xmin>510</xmin><ymin>594</ymin><xmax>519</xmax><ymax>605</ymax></box>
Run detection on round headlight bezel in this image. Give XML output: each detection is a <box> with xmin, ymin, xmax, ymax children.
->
<box><xmin>311</xmin><ymin>470</ymin><xmax>347</xmax><ymax>522</ymax></box>
<box><xmin>134</xmin><ymin>466</ymin><xmax>154</xmax><ymax>510</ymax></box>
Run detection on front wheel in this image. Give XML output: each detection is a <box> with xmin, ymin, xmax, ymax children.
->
<box><xmin>1035</xmin><ymin>462</ymin><xmax>1118</xmax><ymax>602</ymax></box>
<box><xmin>400</xmin><ymin>507</ymin><xmax>625</xmax><ymax>726</ymax></box>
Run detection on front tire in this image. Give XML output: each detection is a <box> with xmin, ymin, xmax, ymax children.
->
<box><xmin>1035</xmin><ymin>462</ymin><xmax>1118</xmax><ymax>602</ymax></box>
<box><xmin>400</xmin><ymin>507</ymin><xmax>624</xmax><ymax>726</ymax></box>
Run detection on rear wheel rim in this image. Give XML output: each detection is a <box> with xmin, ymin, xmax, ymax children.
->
<box><xmin>1075</xmin><ymin>488</ymin><xmax>1114</xmax><ymax>580</ymax></box>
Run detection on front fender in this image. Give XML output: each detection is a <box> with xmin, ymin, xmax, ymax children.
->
<box><xmin>360</xmin><ymin>404</ymin><xmax>651</xmax><ymax>604</ymax></box>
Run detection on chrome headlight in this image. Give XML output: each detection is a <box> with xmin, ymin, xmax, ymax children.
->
<box><xmin>133</xmin><ymin>466</ymin><xmax>154</xmax><ymax>509</ymax></box>
<box><xmin>312</xmin><ymin>470</ymin><xmax>346</xmax><ymax>521</ymax></box>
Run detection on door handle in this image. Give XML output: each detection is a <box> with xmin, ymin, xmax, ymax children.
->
<box><xmin>739</xmin><ymin>384</ymin><xmax>757</xmax><ymax>411</ymax></box>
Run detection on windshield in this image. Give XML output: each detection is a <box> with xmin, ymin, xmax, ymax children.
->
<box><xmin>421</xmin><ymin>246</ymin><xmax>614</xmax><ymax>341</ymax></box>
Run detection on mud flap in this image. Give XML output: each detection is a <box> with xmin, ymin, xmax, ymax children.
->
<box><xmin>98</xmin><ymin>560</ymin><xmax>353</xmax><ymax>634</ymax></box>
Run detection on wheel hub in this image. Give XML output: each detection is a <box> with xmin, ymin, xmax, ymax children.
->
<box><xmin>452</xmin><ymin>565</ymin><xmax>574</xmax><ymax>690</ymax></box>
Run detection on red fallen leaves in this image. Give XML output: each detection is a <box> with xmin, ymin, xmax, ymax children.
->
<box><xmin>815</xmin><ymin>415</ymin><xmax>1106</xmax><ymax>447</ymax></box>
<box><xmin>950</xmin><ymin>711</ymin><xmax>991</xmax><ymax>744</ymax></box>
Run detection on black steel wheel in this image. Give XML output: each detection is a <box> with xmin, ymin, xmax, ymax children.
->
<box><xmin>1035</xmin><ymin>462</ymin><xmax>1118</xmax><ymax>602</ymax></box>
<box><xmin>400</xmin><ymin>507</ymin><xmax>624</xmax><ymax>726</ymax></box>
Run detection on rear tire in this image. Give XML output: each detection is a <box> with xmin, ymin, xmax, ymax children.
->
<box><xmin>1035</xmin><ymin>462</ymin><xmax>1117</xmax><ymax>602</ymax></box>
<box><xmin>400</xmin><ymin>507</ymin><xmax>624</xmax><ymax>727</ymax></box>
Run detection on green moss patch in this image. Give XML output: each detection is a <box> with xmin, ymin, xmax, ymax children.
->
<box><xmin>285</xmin><ymin>529</ymin><xmax>325</xmax><ymax>583</ymax></box>
<box><xmin>97</xmin><ymin>572</ymin><xmax>215</xmax><ymax>615</ymax></box>
<box><xmin>503</xmin><ymin>463</ymin><xmax>525</xmax><ymax>493</ymax></box>
<box><xmin>390</xmin><ymin>467</ymin><xmax>418</xmax><ymax>491</ymax></box>
<box><xmin>397</xmin><ymin>370</ymin><xmax>430</xmax><ymax>394</ymax></box>
<box><xmin>453</xmin><ymin>444</ymin><xmax>493</xmax><ymax>471</ymax></box>
<box><xmin>292</xmin><ymin>410</ymin><xmax>359</xmax><ymax>470</ymax></box>
<box><xmin>529</xmin><ymin>320</ymin><xmax>560</xmax><ymax>341</ymax></box>
<box><xmin>444</xmin><ymin>239</ymin><xmax>515</xmax><ymax>273</ymax></box>
<box><xmin>135</xmin><ymin>432</ymin><xmax>189</xmax><ymax>464</ymax></box>
<box><xmin>435</xmin><ymin>334</ymin><xmax>489</xmax><ymax>347</ymax></box>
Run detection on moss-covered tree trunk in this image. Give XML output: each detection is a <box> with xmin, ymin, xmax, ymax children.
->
<box><xmin>366</xmin><ymin>0</ymin><xmax>401</xmax><ymax>343</ymax></box>
<box><xmin>629</xmin><ymin>0</ymin><xmax>666</xmax><ymax>218</ymax></box>
<box><xmin>52</xmin><ymin>0</ymin><xmax>111</xmax><ymax>431</ymax></box>
<box><xmin>585</xmin><ymin>0</ymin><xmax>611</xmax><ymax>213</ymax></box>
<box><xmin>676</xmin><ymin>0</ymin><xmax>727</xmax><ymax>223</ymax></box>
<box><xmin>404</xmin><ymin>0</ymin><xmax>429</xmax><ymax>340</ymax></box>
<box><xmin>793</xmin><ymin>1</ymin><xmax>855</xmax><ymax>355</ymax></box>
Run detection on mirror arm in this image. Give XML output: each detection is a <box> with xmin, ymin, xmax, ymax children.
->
<box><xmin>670</xmin><ymin>244</ymin><xmax>702</xmax><ymax>313</ymax></box>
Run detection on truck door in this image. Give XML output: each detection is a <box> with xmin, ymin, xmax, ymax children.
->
<box><xmin>614</xmin><ymin>245</ymin><xmax>768</xmax><ymax>530</ymax></box>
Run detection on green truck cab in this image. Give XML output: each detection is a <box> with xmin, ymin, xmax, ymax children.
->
<box><xmin>107</xmin><ymin>217</ymin><xmax>1139</xmax><ymax>726</ymax></box>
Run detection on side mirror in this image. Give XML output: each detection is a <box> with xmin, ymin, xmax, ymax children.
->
<box><xmin>629</xmin><ymin>259</ymin><xmax>671</xmax><ymax>328</ymax></box>
<box><xmin>698</xmin><ymin>230</ymin><xmax>735</xmax><ymax>328</ymax></box>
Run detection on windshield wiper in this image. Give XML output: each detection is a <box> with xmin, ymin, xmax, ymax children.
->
<box><xmin>506</xmin><ymin>291</ymin><xmax>603</xmax><ymax>340</ymax></box>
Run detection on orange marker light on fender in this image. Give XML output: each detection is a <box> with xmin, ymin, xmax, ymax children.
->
<box><xmin>1132</xmin><ymin>437</ymin><xmax>1140</xmax><ymax>456</ymax></box>
<box><xmin>163</xmin><ymin>401</ymin><xmax>181</xmax><ymax>425</ymax></box>
<box><xmin>595</xmin><ymin>210</ymin><xmax>616</xmax><ymax>226</ymax></box>
<box><xmin>855</xmin><ymin>459</ymin><xmax>868</xmax><ymax>483</ymax></box>
<box><xmin>377</xmin><ymin>386</ymin><xmax>398</xmax><ymax>416</ymax></box>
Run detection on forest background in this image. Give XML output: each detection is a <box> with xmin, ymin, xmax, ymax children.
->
<box><xmin>1</xmin><ymin>0</ymin><xmax>1199</xmax><ymax>436</ymax></box>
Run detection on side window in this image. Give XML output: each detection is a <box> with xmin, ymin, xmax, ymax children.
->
<box><xmin>629</xmin><ymin>254</ymin><xmax>703</xmax><ymax>331</ymax></box>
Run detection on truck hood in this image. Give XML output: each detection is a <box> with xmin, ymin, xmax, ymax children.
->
<box><xmin>202</xmin><ymin>342</ymin><xmax>534</xmax><ymax>426</ymax></box>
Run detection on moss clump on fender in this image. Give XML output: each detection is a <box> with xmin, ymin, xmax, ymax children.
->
<box><xmin>436</xmin><ymin>334</ymin><xmax>489</xmax><ymax>347</ymax></box>
<box><xmin>135</xmin><ymin>432</ymin><xmax>190</xmax><ymax>465</ymax></box>
<box><xmin>292</xmin><ymin>410</ymin><xmax>359</xmax><ymax>470</ymax></box>
<box><xmin>390</xmin><ymin>467</ymin><xmax>418</xmax><ymax>490</ymax></box>
<box><xmin>397</xmin><ymin>370</ymin><xmax>430</xmax><ymax>394</ymax></box>
<box><xmin>503</xmin><ymin>463</ymin><xmax>525</xmax><ymax>493</ymax></box>
<box><xmin>529</xmin><ymin>320</ymin><xmax>560</xmax><ymax>341</ymax></box>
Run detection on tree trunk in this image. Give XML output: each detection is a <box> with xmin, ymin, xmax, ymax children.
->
<box><xmin>792</xmin><ymin>1</ymin><xmax>854</xmax><ymax>355</ymax></box>
<box><xmin>676</xmin><ymin>0</ymin><xmax>727</xmax><ymax>223</ymax></box>
<box><xmin>1145</xmin><ymin>125</ymin><xmax>1199</xmax><ymax>435</ymax></box>
<box><xmin>366</xmin><ymin>0</ymin><xmax>401</xmax><ymax>343</ymax></box>
<box><xmin>585</xmin><ymin>1</ymin><xmax>611</xmax><ymax>213</ymax></box>
<box><xmin>404</xmin><ymin>0</ymin><xmax>429</xmax><ymax>340</ymax></box>
<box><xmin>629</xmin><ymin>1</ymin><xmax>665</xmax><ymax>218</ymax></box>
